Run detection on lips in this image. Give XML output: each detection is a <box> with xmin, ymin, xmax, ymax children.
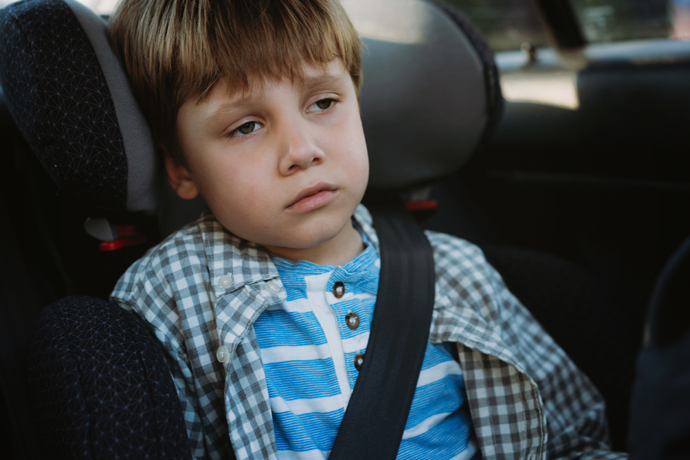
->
<box><xmin>286</xmin><ymin>182</ymin><xmax>338</xmax><ymax>212</ymax></box>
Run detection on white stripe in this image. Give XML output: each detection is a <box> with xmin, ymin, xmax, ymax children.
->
<box><xmin>449</xmin><ymin>440</ymin><xmax>477</xmax><ymax>460</ymax></box>
<box><xmin>402</xmin><ymin>411</ymin><xmax>452</xmax><ymax>440</ymax></box>
<box><xmin>326</xmin><ymin>291</ymin><xmax>374</xmax><ymax>304</ymax></box>
<box><xmin>305</xmin><ymin>273</ymin><xmax>352</xmax><ymax>407</ymax></box>
<box><xmin>259</xmin><ymin>344</ymin><xmax>331</xmax><ymax>364</ymax></box>
<box><xmin>417</xmin><ymin>360</ymin><xmax>462</xmax><ymax>387</ymax></box>
<box><xmin>266</xmin><ymin>298</ymin><xmax>313</xmax><ymax>313</ymax></box>
<box><xmin>276</xmin><ymin>449</ymin><xmax>329</xmax><ymax>460</ymax></box>
<box><xmin>331</xmin><ymin>292</ymin><xmax>375</xmax><ymax>302</ymax></box>
<box><xmin>270</xmin><ymin>394</ymin><xmax>343</xmax><ymax>415</ymax></box>
<box><xmin>350</xmin><ymin>292</ymin><xmax>376</xmax><ymax>301</ymax></box>
<box><xmin>265</xmin><ymin>290</ymin><xmax>373</xmax><ymax>314</ymax></box>
<box><xmin>341</xmin><ymin>331</ymin><xmax>370</xmax><ymax>353</ymax></box>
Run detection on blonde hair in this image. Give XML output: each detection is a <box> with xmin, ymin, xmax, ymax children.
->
<box><xmin>109</xmin><ymin>0</ymin><xmax>362</xmax><ymax>167</ymax></box>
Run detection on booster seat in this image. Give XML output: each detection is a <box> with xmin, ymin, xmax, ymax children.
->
<box><xmin>0</xmin><ymin>0</ymin><xmax>643</xmax><ymax>458</ymax></box>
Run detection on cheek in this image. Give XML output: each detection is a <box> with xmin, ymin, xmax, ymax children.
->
<box><xmin>326</xmin><ymin>107</ymin><xmax>366</xmax><ymax>152</ymax></box>
<box><xmin>340</xmin><ymin>120</ymin><xmax>369</xmax><ymax>179</ymax></box>
<box><xmin>199</xmin><ymin>158</ymin><xmax>277</xmax><ymax>224</ymax></box>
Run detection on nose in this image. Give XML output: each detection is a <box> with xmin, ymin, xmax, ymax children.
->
<box><xmin>278</xmin><ymin>118</ymin><xmax>325</xmax><ymax>176</ymax></box>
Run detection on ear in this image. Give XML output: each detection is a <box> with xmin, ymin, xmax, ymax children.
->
<box><xmin>165</xmin><ymin>156</ymin><xmax>200</xmax><ymax>200</ymax></box>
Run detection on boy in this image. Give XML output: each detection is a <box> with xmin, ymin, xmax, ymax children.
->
<box><xmin>109</xmin><ymin>1</ymin><xmax>626</xmax><ymax>459</ymax></box>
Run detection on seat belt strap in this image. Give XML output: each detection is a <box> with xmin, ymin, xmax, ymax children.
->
<box><xmin>329</xmin><ymin>197</ymin><xmax>436</xmax><ymax>460</ymax></box>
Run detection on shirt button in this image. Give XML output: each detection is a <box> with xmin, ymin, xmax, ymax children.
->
<box><xmin>216</xmin><ymin>345</ymin><xmax>229</xmax><ymax>363</ymax></box>
<box><xmin>354</xmin><ymin>353</ymin><xmax>365</xmax><ymax>371</ymax></box>
<box><xmin>265</xmin><ymin>280</ymin><xmax>281</xmax><ymax>294</ymax></box>
<box><xmin>333</xmin><ymin>281</ymin><xmax>345</xmax><ymax>299</ymax></box>
<box><xmin>216</xmin><ymin>274</ymin><xmax>233</xmax><ymax>289</ymax></box>
<box><xmin>346</xmin><ymin>312</ymin><xmax>360</xmax><ymax>330</ymax></box>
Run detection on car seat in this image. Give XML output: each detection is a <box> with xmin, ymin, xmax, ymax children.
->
<box><xmin>0</xmin><ymin>0</ymin><xmax>637</xmax><ymax>458</ymax></box>
<box><xmin>628</xmin><ymin>234</ymin><xmax>690</xmax><ymax>459</ymax></box>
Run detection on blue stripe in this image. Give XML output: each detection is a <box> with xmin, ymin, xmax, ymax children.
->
<box><xmin>254</xmin><ymin>310</ymin><xmax>327</xmax><ymax>347</ymax></box>
<box><xmin>273</xmin><ymin>269</ymin><xmax>310</xmax><ymax>301</ymax></box>
<box><xmin>264</xmin><ymin>359</ymin><xmax>341</xmax><ymax>400</ymax></box>
<box><xmin>330</xmin><ymin>297</ymin><xmax>375</xmax><ymax>341</ymax></box>
<box><xmin>273</xmin><ymin>230</ymin><xmax>380</xmax><ymax>299</ymax></box>
<box><xmin>420</xmin><ymin>342</ymin><xmax>457</xmax><ymax>370</ymax></box>
<box><xmin>272</xmin><ymin>258</ymin><xmax>332</xmax><ymax>301</ymax></box>
<box><xmin>325</xmin><ymin>247</ymin><xmax>379</xmax><ymax>296</ymax></box>
<box><xmin>397</xmin><ymin>409</ymin><xmax>473</xmax><ymax>460</ymax></box>
<box><xmin>343</xmin><ymin>349</ymin><xmax>368</xmax><ymax>389</ymax></box>
<box><xmin>406</xmin><ymin>374</ymin><xmax>466</xmax><ymax>429</ymax></box>
<box><xmin>273</xmin><ymin>409</ymin><xmax>344</xmax><ymax>452</ymax></box>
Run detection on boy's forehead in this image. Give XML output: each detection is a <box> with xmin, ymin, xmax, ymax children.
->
<box><xmin>205</xmin><ymin>59</ymin><xmax>347</xmax><ymax>106</ymax></box>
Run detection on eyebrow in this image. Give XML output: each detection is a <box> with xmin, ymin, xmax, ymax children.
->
<box><xmin>300</xmin><ymin>73</ymin><xmax>344</xmax><ymax>87</ymax></box>
<box><xmin>204</xmin><ymin>72</ymin><xmax>346</xmax><ymax>118</ymax></box>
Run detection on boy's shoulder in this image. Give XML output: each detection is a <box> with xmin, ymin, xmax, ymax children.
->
<box><xmin>353</xmin><ymin>203</ymin><xmax>487</xmax><ymax>274</ymax></box>
<box><xmin>125</xmin><ymin>212</ymin><xmax>222</xmax><ymax>272</ymax></box>
<box><xmin>354</xmin><ymin>203</ymin><xmax>501</xmax><ymax>314</ymax></box>
<box><xmin>111</xmin><ymin>211</ymin><xmax>277</xmax><ymax>304</ymax></box>
<box><xmin>424</xmin><ymin>230</ymin><xmax>509</xmax><ymax>321</ymax></box>
<box><xmin>425</xmin><ymin>230</ymin><xmax>496</xmax><ymax>282</ymax></box>
<box><xmin>355</xmin><ymin>204</ymin><xmax>496</xmax><ymax>292</ymax></box>
<box><xmin>426</xmin><ymin>230</ymin><xmax>487</xmax><ymax>263</ymax></box>
<box><xmin>110</xmin><ymin>212</ymin><xmax>219</xmax><ymax>302</ymax></box>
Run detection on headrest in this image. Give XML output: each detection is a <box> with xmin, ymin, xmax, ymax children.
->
<box><xmin>0</xmin><ymin>0</ymin><xmax>157</xmax><ymax>212</ymax></box>
<box><xmin>346</xmin><ymin>0</ymin><xmax>501</xmax><ymax>190</ymax></box>
<box><xmin>0</xmin><ymin>0</ymin><xmax>501</xmax><ymax>213</ymax></box>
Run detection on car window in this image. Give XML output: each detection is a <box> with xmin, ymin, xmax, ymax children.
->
<box><xmin>442</xmin><ymin>0</ymin><xmax>690</xmax><ymax>51</ymax></box>
<box><xmin>570</xmin><ymin>0</ymin><xmax>690</xmax><ymax>43</ymax></box>
<box><xmin>0</xmin><ymin>0</ymin><xmax>120</xmax><ymax>14</ymax></box>
<box><xmin>436</xmin><ymin>0</ymin><xmax>550</xmax><ymax>51</ymax></box>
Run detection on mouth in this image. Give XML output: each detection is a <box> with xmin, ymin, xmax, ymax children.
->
<box><xmin>286</xmin><ymin>182</ymin><xmax>339</xmax><ymax>213</ymax></box>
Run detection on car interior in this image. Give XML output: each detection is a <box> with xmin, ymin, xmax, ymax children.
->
<box><xmin>1</xmin><ymin>0</ymin><xmax>689</xmax><ymax>458</ymax></box>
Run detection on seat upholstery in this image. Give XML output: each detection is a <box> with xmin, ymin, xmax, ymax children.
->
<box><xmin>628</xmin><ymin>235</ymin><xmax>690</xmax><ymax>458</ymax></box>
<box><xmin>0</xmin><ymin>0</ymin><xmax>131</xmax><ymax>211</ymax></box>
<box><xmin>29</xmin><ymin>296</ymin><xmax>192</xmax><ymax>460</ymax></box>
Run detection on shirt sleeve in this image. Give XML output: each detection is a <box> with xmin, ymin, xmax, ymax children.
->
<box><xmin>481</xmin><ymin>251</ymin><xmax>628</xmax><ymax>459</ymax></box>
<box><xmin>110</xmin><ymin>255</ymin><xmax>210</xmax><ymax>460</ymax></box>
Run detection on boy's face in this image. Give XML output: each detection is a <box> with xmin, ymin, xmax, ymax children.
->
<box><xmin>170</xmin><ymin>59</ymin><xmax>369</xmax><ymax>256</ymax></box>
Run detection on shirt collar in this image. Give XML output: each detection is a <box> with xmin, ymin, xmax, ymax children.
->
<box><xmin>272</xmin><ymin>224</ymin><xmax>380</xmax><ymax>298</ymax></box>
<box><xmin>199</xmin><ymin>204</ymin><xmax>378</xmax><ymax>297</ymax></box>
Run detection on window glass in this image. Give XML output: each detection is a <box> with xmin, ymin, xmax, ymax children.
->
<box><xmin>1</xmin><ymin>0</ymin><xmax>552</xmax><ymax>51</ymax></box>
<box><xmin>435</xmin><ymin>0</ymin><xmax>550</xmax><ymax>51</ymax></box>
<box><xmin>569</xmin><ymin>0</ymin><xmax>690</xmax><ymax>42</ymax></box>
<box><xmin>674</xmin><ymin>0</ymin><xmax>690</xmax><ymax>38</ymax></box>
<box><xmin>0</xmin><ymin>0</ymin><xmax>120</xmax><ymax>14</ymax></box>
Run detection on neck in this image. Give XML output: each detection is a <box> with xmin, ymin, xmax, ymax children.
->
<box><xmin>264</xmin><ymin>221</ymin><xmax>364</xmax><ymax>266</ymax></box>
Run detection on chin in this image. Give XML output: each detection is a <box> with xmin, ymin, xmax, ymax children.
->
<box><xmin>289</xmin><ymin>230</ymin><xmax>341</xmax><ymax>250</ymax></box>
<box><xmin>288</xmin><ymin>217</ymin><xmax>350</xmax><ymax>249</ymax></box>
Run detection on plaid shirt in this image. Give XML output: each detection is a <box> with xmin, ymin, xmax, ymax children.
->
<box><xmin>111</xmin><ymin>205</ymin><xmax>627</xmax><ymax>460</ymax></box>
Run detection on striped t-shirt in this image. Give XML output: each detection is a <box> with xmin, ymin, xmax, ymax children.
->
<box><xmin>254</xmin><ymin>229</ymin><xmax>477</xmax><ymax>459</ymax></box>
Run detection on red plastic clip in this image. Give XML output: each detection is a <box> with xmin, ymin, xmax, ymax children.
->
<box><xmin>404</xmin><ymin>199</ymin><xmax>438</xmax><ymax>212</ymax></box>
<box><xmin>99</xmin><ymin>224</ymin><xmax>148</xmax><ymax>251</ymax></box>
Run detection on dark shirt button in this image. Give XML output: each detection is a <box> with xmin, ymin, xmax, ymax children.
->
<box><xmin>345</xmin><ymin>312</ymin><xmax>360</xmax><ymax>330</ymax></box>
<box><xmin>333</xmin><ymin>281</ymin><xmax>345</xmax><ymax>299</ymax></box>
<box><xmin>354</xmin><ymin>353</ymin><xmax>365</xmax><ymax>371</ymax></box>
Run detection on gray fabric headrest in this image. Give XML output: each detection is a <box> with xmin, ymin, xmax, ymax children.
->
<box><xmin>345</xmin><ymin>0</ymin><xmax>489</xmax><ymax>189</ymax></box>
<box><xmin>65</xmin><ymin>0</ymin><xmax>497</xmax><ymax>197</ymax></box>
<box><xmin>65</xmin><ymin>0</ymin><xmax>158</xmax><ymax>212</ymax></box>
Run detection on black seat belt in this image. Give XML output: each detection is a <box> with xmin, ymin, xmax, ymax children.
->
<box><xmin>329</xmin><ymin>196</ymin><xmax>436</xmax><ymax>460</ymax></box>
